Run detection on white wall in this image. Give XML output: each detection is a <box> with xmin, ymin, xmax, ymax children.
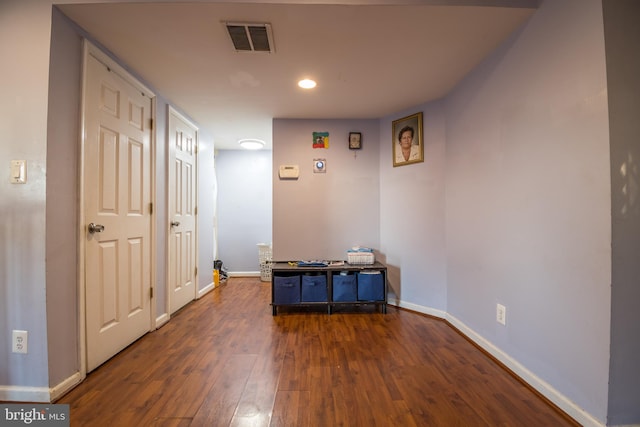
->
<box><xmin>443</xmin><ymin>0</ymin><xmax>610</xmax><ymax>423</ymax></box>
<box><xmin>273</xmin><ymin>119</ymin><xmax>380</xmax><ymax>261</ymax></box>
<box><xmin>216</xmin><ymin>149</ymin><xmax>272</xmax><ymax>273</ymax></box>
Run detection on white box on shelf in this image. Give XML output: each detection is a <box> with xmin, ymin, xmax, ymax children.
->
<box><xmin>347</xmin><ymin>251</ymin><xmax>375</xmax><ymax>265</ymax></box>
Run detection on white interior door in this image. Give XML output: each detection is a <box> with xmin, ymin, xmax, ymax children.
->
<box><xmin>83</xmin><ymin>51</ymin><xmax>153</xmax><ymax>372</ymax></box>
<box><xmin>168</xmin><ymin>107</ymin><xmax>198</xmax><ymax>314</ymax></box>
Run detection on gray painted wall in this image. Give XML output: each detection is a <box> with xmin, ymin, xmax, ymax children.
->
<box><xmin>443</xmin><ymin>0</ymin><xmax>611</xmax><ymax>422</ymax></box>
<box><xmin>155</xmin><ymin>99</ymin><xmax>168</xmax><ymax>312</ymax></box>
<box><xmin>603</xmin><ymin>0</ymin><xmax>640</xmax><ymax>424</ymax></box>
<box><xmin>197</xmin><ymin>128</ymin><xmax>216</xmax><ymax>288</ymax></box>
<box><xmin>216</xmin><ymin>149</ymin><xmax>272</xmax><ymax>273</ymax></box>
<box><xmin>0</xmin><ymin>0</ymin><xmax>52</xmax><ymax>393</ymax></box>
<box><xmin>46</xmin><ymin>7</ymin><xmax>82</xmax><ymax>389</ymax></box>
<box><xmin>273</xmin><ymin>119</ymin><xmax>380</xmax><ymax>261</ymax></box>
<box><xmin>379</xmin><ymin>102</ymin><xmax>448</xmax><ymax>311</ymax></box>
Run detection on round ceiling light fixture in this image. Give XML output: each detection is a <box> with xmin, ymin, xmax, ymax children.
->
<box><xmin>298</xmin><ymin>78</ymin><xmax>317</xmax><ymax>89</ymax></box>
<box><xmin>238</xmin><ymin>139</ymin><xmax>265</xmax><ymax>150</ymax></box>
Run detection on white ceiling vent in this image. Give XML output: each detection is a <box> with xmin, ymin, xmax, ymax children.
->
<box><xmin>224</xmin><ymin>22</ymin><xmax>275</xmax><ymax>53</ymax></box>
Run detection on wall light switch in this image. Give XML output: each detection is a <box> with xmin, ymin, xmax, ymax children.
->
<box><xmin>10</xmin><ymin>160</ymin><xmax>26</xmax><ymax>184</ymax></box>
<box><xmin>496</xmin><ymin>303</ymin><xmax>506</xmax><ymax>325</ymax></box>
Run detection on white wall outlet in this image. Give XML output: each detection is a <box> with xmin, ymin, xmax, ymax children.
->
<box><xmin>496</xmin><ymin>304</ymin><xmax>506</xmax><ymax>326</ymax></box>
<box><xmin>12</xmin><ymin>330</ymin><xmax>28</xmax><ymax>353</ymax></box>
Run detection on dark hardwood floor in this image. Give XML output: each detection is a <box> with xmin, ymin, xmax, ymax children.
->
<box><xmin>57</xmin><ymin>277</ymin><xmax>579</xmax><ymax>426</ymax></box>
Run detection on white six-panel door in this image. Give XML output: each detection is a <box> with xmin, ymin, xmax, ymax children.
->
<box><xmin>83</xmin><ymin>52</ymin><xmax>153</xmax><ymax>372</ymax></box>
<box><xmin>168</xmin><ymin>107</ymin><xmax>198</xmax><ymax>314</ymax></box>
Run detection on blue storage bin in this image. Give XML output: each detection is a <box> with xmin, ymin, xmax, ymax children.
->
<box><xmin>357</xmin><ymin>272</ymin><xmax>385</xmax><ymax>301</ymax></box>
<box><xmin>332</xmin><ymin>273</ymin><xmax>357</xmax><ymax>302</ymax></box>
<box><xmin>301</xmin><ymin>275</ymin><xmax>328</xmax><ymax>302</ymax></box>
<box><xmin>273</xmin><ymin>275</ymin><xmax>300</xmax><ymax>304</ymax></box>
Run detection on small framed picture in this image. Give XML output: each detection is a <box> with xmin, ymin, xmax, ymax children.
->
<box><xmin>392</xmin><ymin>112</ymin><xmax>423</xmax><ymax>167</ymax></box>
<box><xmin>348</xmin><ymin>132</ymin><xmax>362</xmax><ymax>150</ymax></box>
<box><xmin>313</xmin><ymin>131</ymin><xmax>329</xmax><ymax>149</ymax></box>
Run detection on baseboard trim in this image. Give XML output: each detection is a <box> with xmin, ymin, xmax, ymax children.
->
<box><xmin>2</xmin><ymin>372</ymin><xmax>86</xmax><ymax>404</ymax></box>
<box><xmin>446</xmin><ymin>313</ymin><xmax>604</xmax><ymax>427</ymax></box>
<box><xmin>228</xmin><ymin>271</ymin><xmax>260</xmax><ymax>277</ymax></box>
<box><xmin>0</xmin><ymin>386</ymin><xmax>50</xmax><ymax>403</ymax></box>
<box><xmin>390</xmin><ymin>299</ymin><xmax>446</xmax><ymax>319</ymax></box>
<box><xmin>198</xmin><ymin>282</ymin><xmax>215</xmax><ymax>298</ymax></box>
<box><xmin>388</xmin><ymin>300</ymin><xmax>603</xmax><ymax>427</ymax></box>
<box><xmin>155</xmin><ymin>312</ymin><xmax>170</xmax><ymax>329</ymax></box>
<box><xmin>50</xmin><ymin>372</ymin><xmax>83</xmax><ymax>402</ymax></box>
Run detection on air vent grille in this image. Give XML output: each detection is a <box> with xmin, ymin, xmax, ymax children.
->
<box><xmin>225</xmin><ymin>22</ymin><xmax>274</xmax><ymax>53</ymax></box>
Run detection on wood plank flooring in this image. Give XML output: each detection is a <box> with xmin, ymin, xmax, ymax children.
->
<box><xmin>57</xmin><ymin>277</ymin><xmax>579</xmax><ymax>426</ymax></box>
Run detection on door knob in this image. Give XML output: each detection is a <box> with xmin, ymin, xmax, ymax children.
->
<box><xmin>88</xmin><ymin>223</ymin><xmax>105</xmax><ymax>233</ymax></box>
<box><xmin>170</xmin><ymin>221</ymin><xmax>180</xmax><ymax>227</ymax></box>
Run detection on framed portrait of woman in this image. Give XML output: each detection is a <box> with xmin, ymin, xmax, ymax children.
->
<box><xmin>392</xmin><ymin>112</ymin><xmax>423</xmax><ymax>167</ymax></box>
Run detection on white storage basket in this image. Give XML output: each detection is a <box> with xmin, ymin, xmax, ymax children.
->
<box><xmin>257</xmin><ymin>243</ymin><xmax>273</xmax><ymax>281</ymax></box>
<box><xmin>260</xmin><ymin>261</ymin><xmax>272</xmax><ymax>282</ymax></box>
<box><xmin>347</xmin><ymin>251</ymin><xmax>375</xmax><ymax>265</ymax></box>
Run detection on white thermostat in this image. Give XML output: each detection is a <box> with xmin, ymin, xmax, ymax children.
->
<box><xmin>313</xmin><ymin>158</ymin><xmax>326</xmax><ymax>173</ymax></box>
<box><xmin>278</xmin><ymin>164</ymin><xmax>299</xmax><ymax>179</ymax></box>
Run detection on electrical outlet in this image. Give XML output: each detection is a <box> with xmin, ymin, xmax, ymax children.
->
<box><xmin>12</xmin><ymin>330</ymin><xmax>28</xmax><ymax>354</ymax></box>
<box><xmin>496</xmin><ymin>304</ymin><xmax>506</xmax><ymax>326</ymax></box>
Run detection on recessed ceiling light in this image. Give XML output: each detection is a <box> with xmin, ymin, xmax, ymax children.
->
<box><xmin>238</xmin><ymin>139</ymin><xmax>265</xmax><ymax>150</ymax></box>
<box><xmin>298</xmin><ymin>79</ymin><xmax>317</xmax><ymax>89</ymax></box>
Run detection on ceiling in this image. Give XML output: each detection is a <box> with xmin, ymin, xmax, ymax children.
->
<box><xmin>57</xmin><ymin>1</ymin><xmax>536</xmax><ymax>150</ymax></box>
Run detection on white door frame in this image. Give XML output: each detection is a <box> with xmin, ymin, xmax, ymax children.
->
<box><xmin>77</xmin><ymin>40</ymin><xmax>157</xmax><ymax>377</ymax></box>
